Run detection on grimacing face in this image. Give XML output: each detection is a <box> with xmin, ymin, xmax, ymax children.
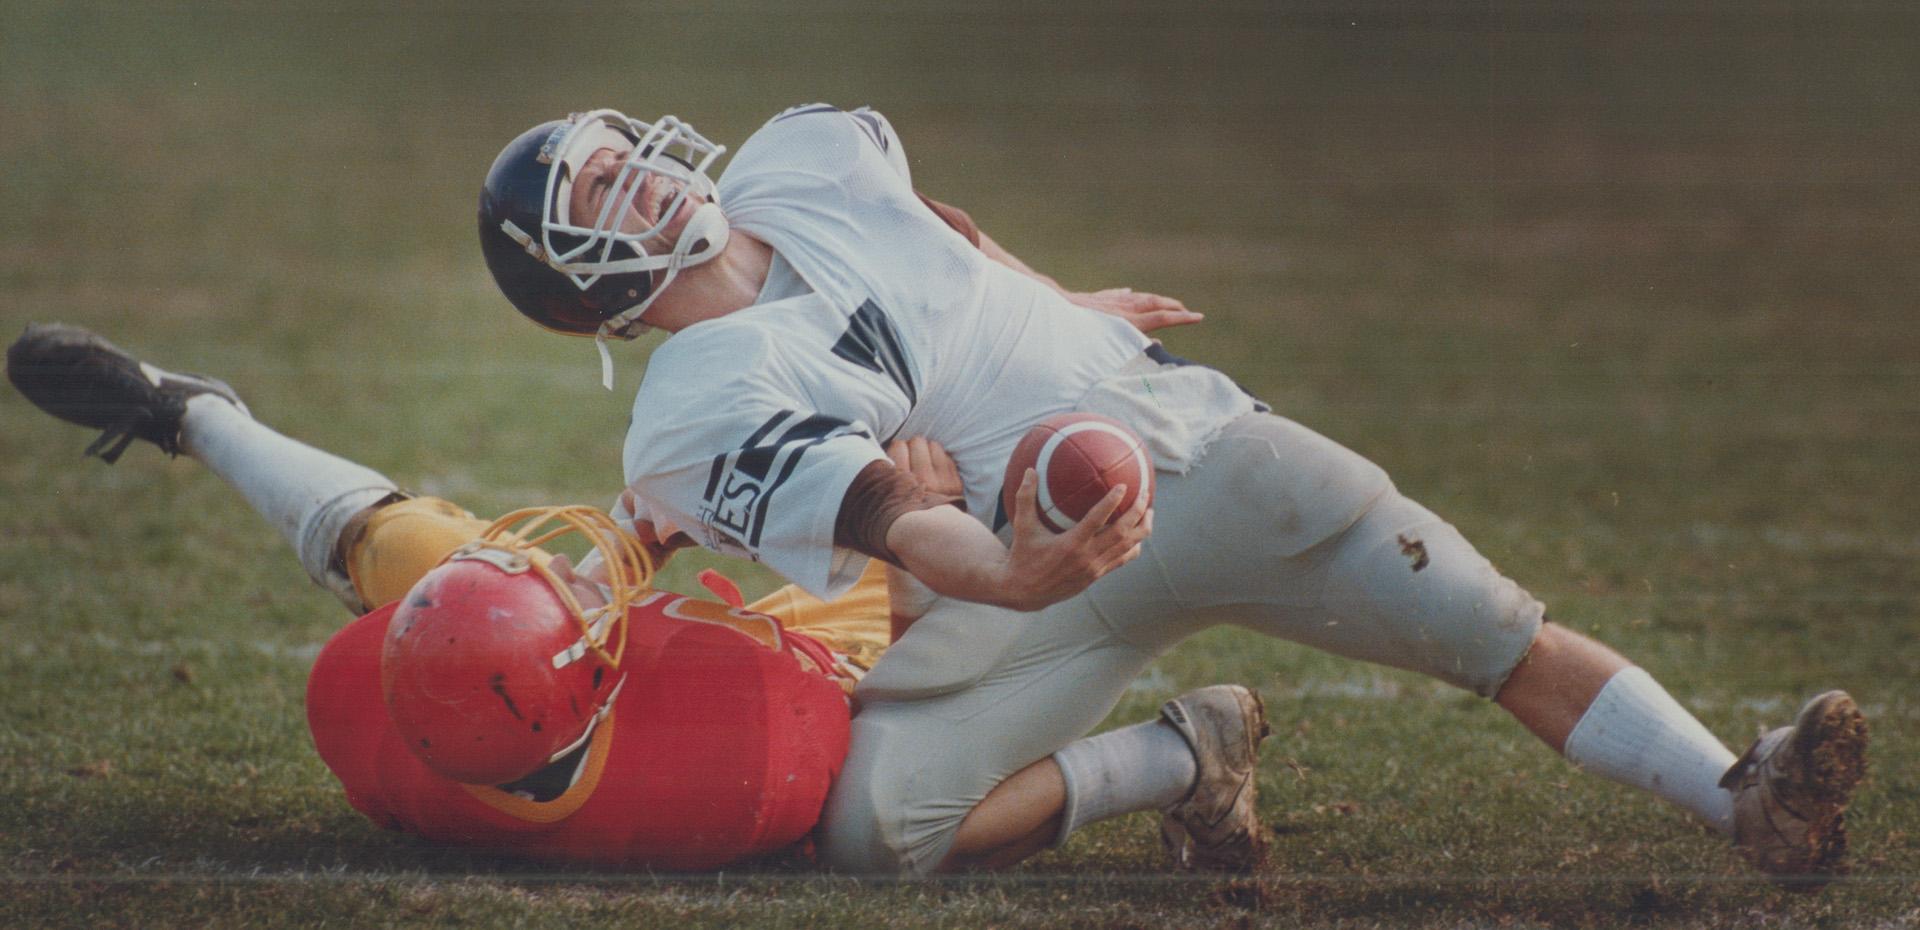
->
<box><xmin>565</xmin><ymin>142</ymin><xmax>707</xmax><ymax>251</ymax></box>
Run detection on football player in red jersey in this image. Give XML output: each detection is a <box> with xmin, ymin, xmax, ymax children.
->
<box><xmin>9</xmin><ymin>323</ymin><xmax>890</xmax><ymax>869</ymax></box>
<box><xmin>11</xmin><ymin>318</ymin><xmax>1240</xmax><ymax>873</ymax></box>
<box><xmin>309</xmin><ymin>506</ymin><xmax>868</xmax><ymax>869</ymax></box>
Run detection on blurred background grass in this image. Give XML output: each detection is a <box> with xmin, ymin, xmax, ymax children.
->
<box><xmin>2</xmin><ymin>1</ymin><xmax>1916</xmax><ymax>927</ymax></box>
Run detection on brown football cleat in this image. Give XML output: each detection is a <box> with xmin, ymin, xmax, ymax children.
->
<box><xmin>1720</xmin><ymin>690</ymin><xmax>1869</xmax><ymax>890</ymax></box>
<box><xmin>1158</xmin><ymin>684</ymin><xmax>1271</xmax><ymax>871</ymax></box>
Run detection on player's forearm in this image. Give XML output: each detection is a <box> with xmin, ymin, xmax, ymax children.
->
<box><xmin>919</xmin><ymin>188</ymin><xmax>1061</xmax><ymax>294</ymax></box>
<box><xmin>978</xmin><ymin>230</ymin><xmax>1066</xmax><ymax>295</ymax></box>
<box><xmin>884</xmin><ymin>473</ymin><xmax>1148</xmax><ymax>613</ymax></box>
<box><xmin>884</xmin><ymin>505</ymin><xmax>1027</xmax><ymax>610</ymax></box>
<box><xmin>978</xmin><ymin>230</ymin><xmax>1204</xmax><ymax>334</ymax></box>
<box><xmin>885</xmin><ymin>563</ymin><xmax>939</xmax><ymax>641</ymax></box>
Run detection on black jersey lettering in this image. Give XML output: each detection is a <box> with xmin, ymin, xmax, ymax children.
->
<box><xmin>773</xmin><ymin>103</ymin><xmax>840</xmax><ymax>122</ymax></box>
<box><xmin>699</xmin><ymin>410</ymin><xmax>874</xmax><ymax>555</ymax></box>
<box><xmin>832</xmin><ymin>299</ymin><xmax>917</xmax><ymax>407</ymax></box>
<box><xmin>848</xmin><ymin>110</ymin><xmax>890</xmax><ymax>152</ymax></box>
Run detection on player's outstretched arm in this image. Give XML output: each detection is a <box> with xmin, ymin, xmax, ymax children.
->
<box><xmin>884</xmin><ymin>469</ymin><xmax>1150</xmax><ymax>612</ymax></box>
<box><xmin>1063</xmin><ymin>287</ymin><xmax>1204</xmax><ymax>333</ymax></box>
<box><xmin>977</xmin><ymin>230</ymin><xmax>1203</xmax><ymax>333</ymax></box>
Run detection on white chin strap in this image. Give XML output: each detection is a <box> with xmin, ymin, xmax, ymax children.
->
<box><xmin>591</xmin><ymin>201</ymin><xmax>731</xmax><ymax>390</ymax></box>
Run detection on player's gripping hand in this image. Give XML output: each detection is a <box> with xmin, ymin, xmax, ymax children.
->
<box><xmin>993</xmin><ymin>467</ymin><xmax>1152</xmax><ymax>612</ymax></box>
<box><xmin>616</xmin><ymin>487</ymin><xmax>696</xmax><ymax>568</ymax></box>
<box><xmin>1068</xmin><ymin>288</ymin><xmax>1204</xmax><ymax>333</ymax></box>
<box><xmin>888</xmin><ymin>436</ymin><xmax>964</xmax><ymax>498</ymax></box>
<box><xmin>884</xmin><ymin>460</ymin><xmax>1151</xmax><ymax>613</ymax></box>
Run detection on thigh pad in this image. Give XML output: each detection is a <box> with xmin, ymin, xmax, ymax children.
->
<box><xmin>345</xmin><ymin>497</ymin><xmax>491</xmax><ymax>610</ymax></box>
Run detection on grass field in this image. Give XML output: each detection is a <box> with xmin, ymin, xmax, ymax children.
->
<box><xmin>3</xmin><ymin>1</ymin><xmax>1917</xmax><ymax>926</ymax></box>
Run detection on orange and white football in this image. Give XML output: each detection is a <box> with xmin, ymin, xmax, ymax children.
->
<box><xmin>1001</xmin><ymin>413</ymin><xmax>1153</xmax><ymax>533</ymax></box>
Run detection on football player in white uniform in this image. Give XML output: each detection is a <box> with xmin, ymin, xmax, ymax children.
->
<box><xmin>475</xmin><ymin>105</ymin><xmax>1867</xmax><ymax>881</ymax></box>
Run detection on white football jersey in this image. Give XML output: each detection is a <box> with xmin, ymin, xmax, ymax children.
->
<box><xmin>622</xmin><ymin>105</ymin><xmax>1158</xmax><ymax>597</ymax></box>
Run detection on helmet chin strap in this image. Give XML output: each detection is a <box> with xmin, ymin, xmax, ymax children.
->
<box><xmin>593</xmin><ymin>202</ymin><xmax>732</xmax><ymax>390</ymax></box>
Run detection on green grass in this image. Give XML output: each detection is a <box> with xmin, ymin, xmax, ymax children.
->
<box><xmin>3</xmin><ymin>1</ymin><xmax>1917</xmax><ymax>926</ymax></box>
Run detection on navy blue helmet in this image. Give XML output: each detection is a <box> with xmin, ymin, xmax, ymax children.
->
<box><xmin>477</xmin><ymin>111</ymin><xmax>729</xmax><ymax>341</ymax></box>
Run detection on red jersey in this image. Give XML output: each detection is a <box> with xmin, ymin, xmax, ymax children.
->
<box><xmin>306</xmin><ymin>591</ymin><xmax>852</xmax><ymax>870</ymax></box>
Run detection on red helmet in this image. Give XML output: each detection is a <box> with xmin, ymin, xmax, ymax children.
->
<box><xmin>381</xmin><ymin>507</ymin><xmax>655</xmax><ymax>785</ymax></box>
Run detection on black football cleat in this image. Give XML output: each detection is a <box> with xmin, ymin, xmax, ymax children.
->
<box><xmin>7</xmin><ymin>323</ymin><xmax>248</xmax><ymax>463</ymax></box>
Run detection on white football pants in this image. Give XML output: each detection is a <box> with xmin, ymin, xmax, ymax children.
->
<box><xmin>817</xmin><ymin>412</ymin><xmax>1545</xmax><ymax>874</ymax></box>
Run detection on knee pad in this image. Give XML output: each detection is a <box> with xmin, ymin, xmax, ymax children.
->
<box><xmin>296</xmin><ymin>486</ymin><xmax>401</xmax><ymax>613</ymax></box>
<box><xmin>816</xmin><ymin>708</ymin><xmax>978</xmax><ymax>876</ymax></box>
<box><xmin>1318</xmin><ymin>494</ymin><xmax>1544</xmax><ymax>697</ymax></box>
<box><xmin>816</xmin><ymin>714</ymin><xmax>918</xmax><ymax>874</ymax></box>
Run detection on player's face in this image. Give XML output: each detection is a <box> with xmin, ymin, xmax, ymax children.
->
<box><xmin>546</xmin><ymin>554</ymin><xmax>611</xmax><ymax>611</ymax></box>
<box><xmin>567</xmin><ymin>143</ymin><xmax>708</xmax><ymax>250</ymax></box>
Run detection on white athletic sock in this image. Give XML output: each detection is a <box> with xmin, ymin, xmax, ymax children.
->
<box><xmin>179</xmin><ymin>395</ymin><xmax>396</xmax><ymax>608</ymax></box>
<box><xmin>1563</xmin><ymin>667</ymin><xmax>1738</xmax><ymax>835</ymax></box>
<box><xmin>1051</xmin><ymin>718</ymin><xmax>1198</xmax><ymax>847</ymax></box>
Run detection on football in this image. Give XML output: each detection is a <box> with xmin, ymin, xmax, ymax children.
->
<box><xmin>1001</xmin><ymin>413</ymin><xmax>1154</xmax><ymax>533</ymax></box>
